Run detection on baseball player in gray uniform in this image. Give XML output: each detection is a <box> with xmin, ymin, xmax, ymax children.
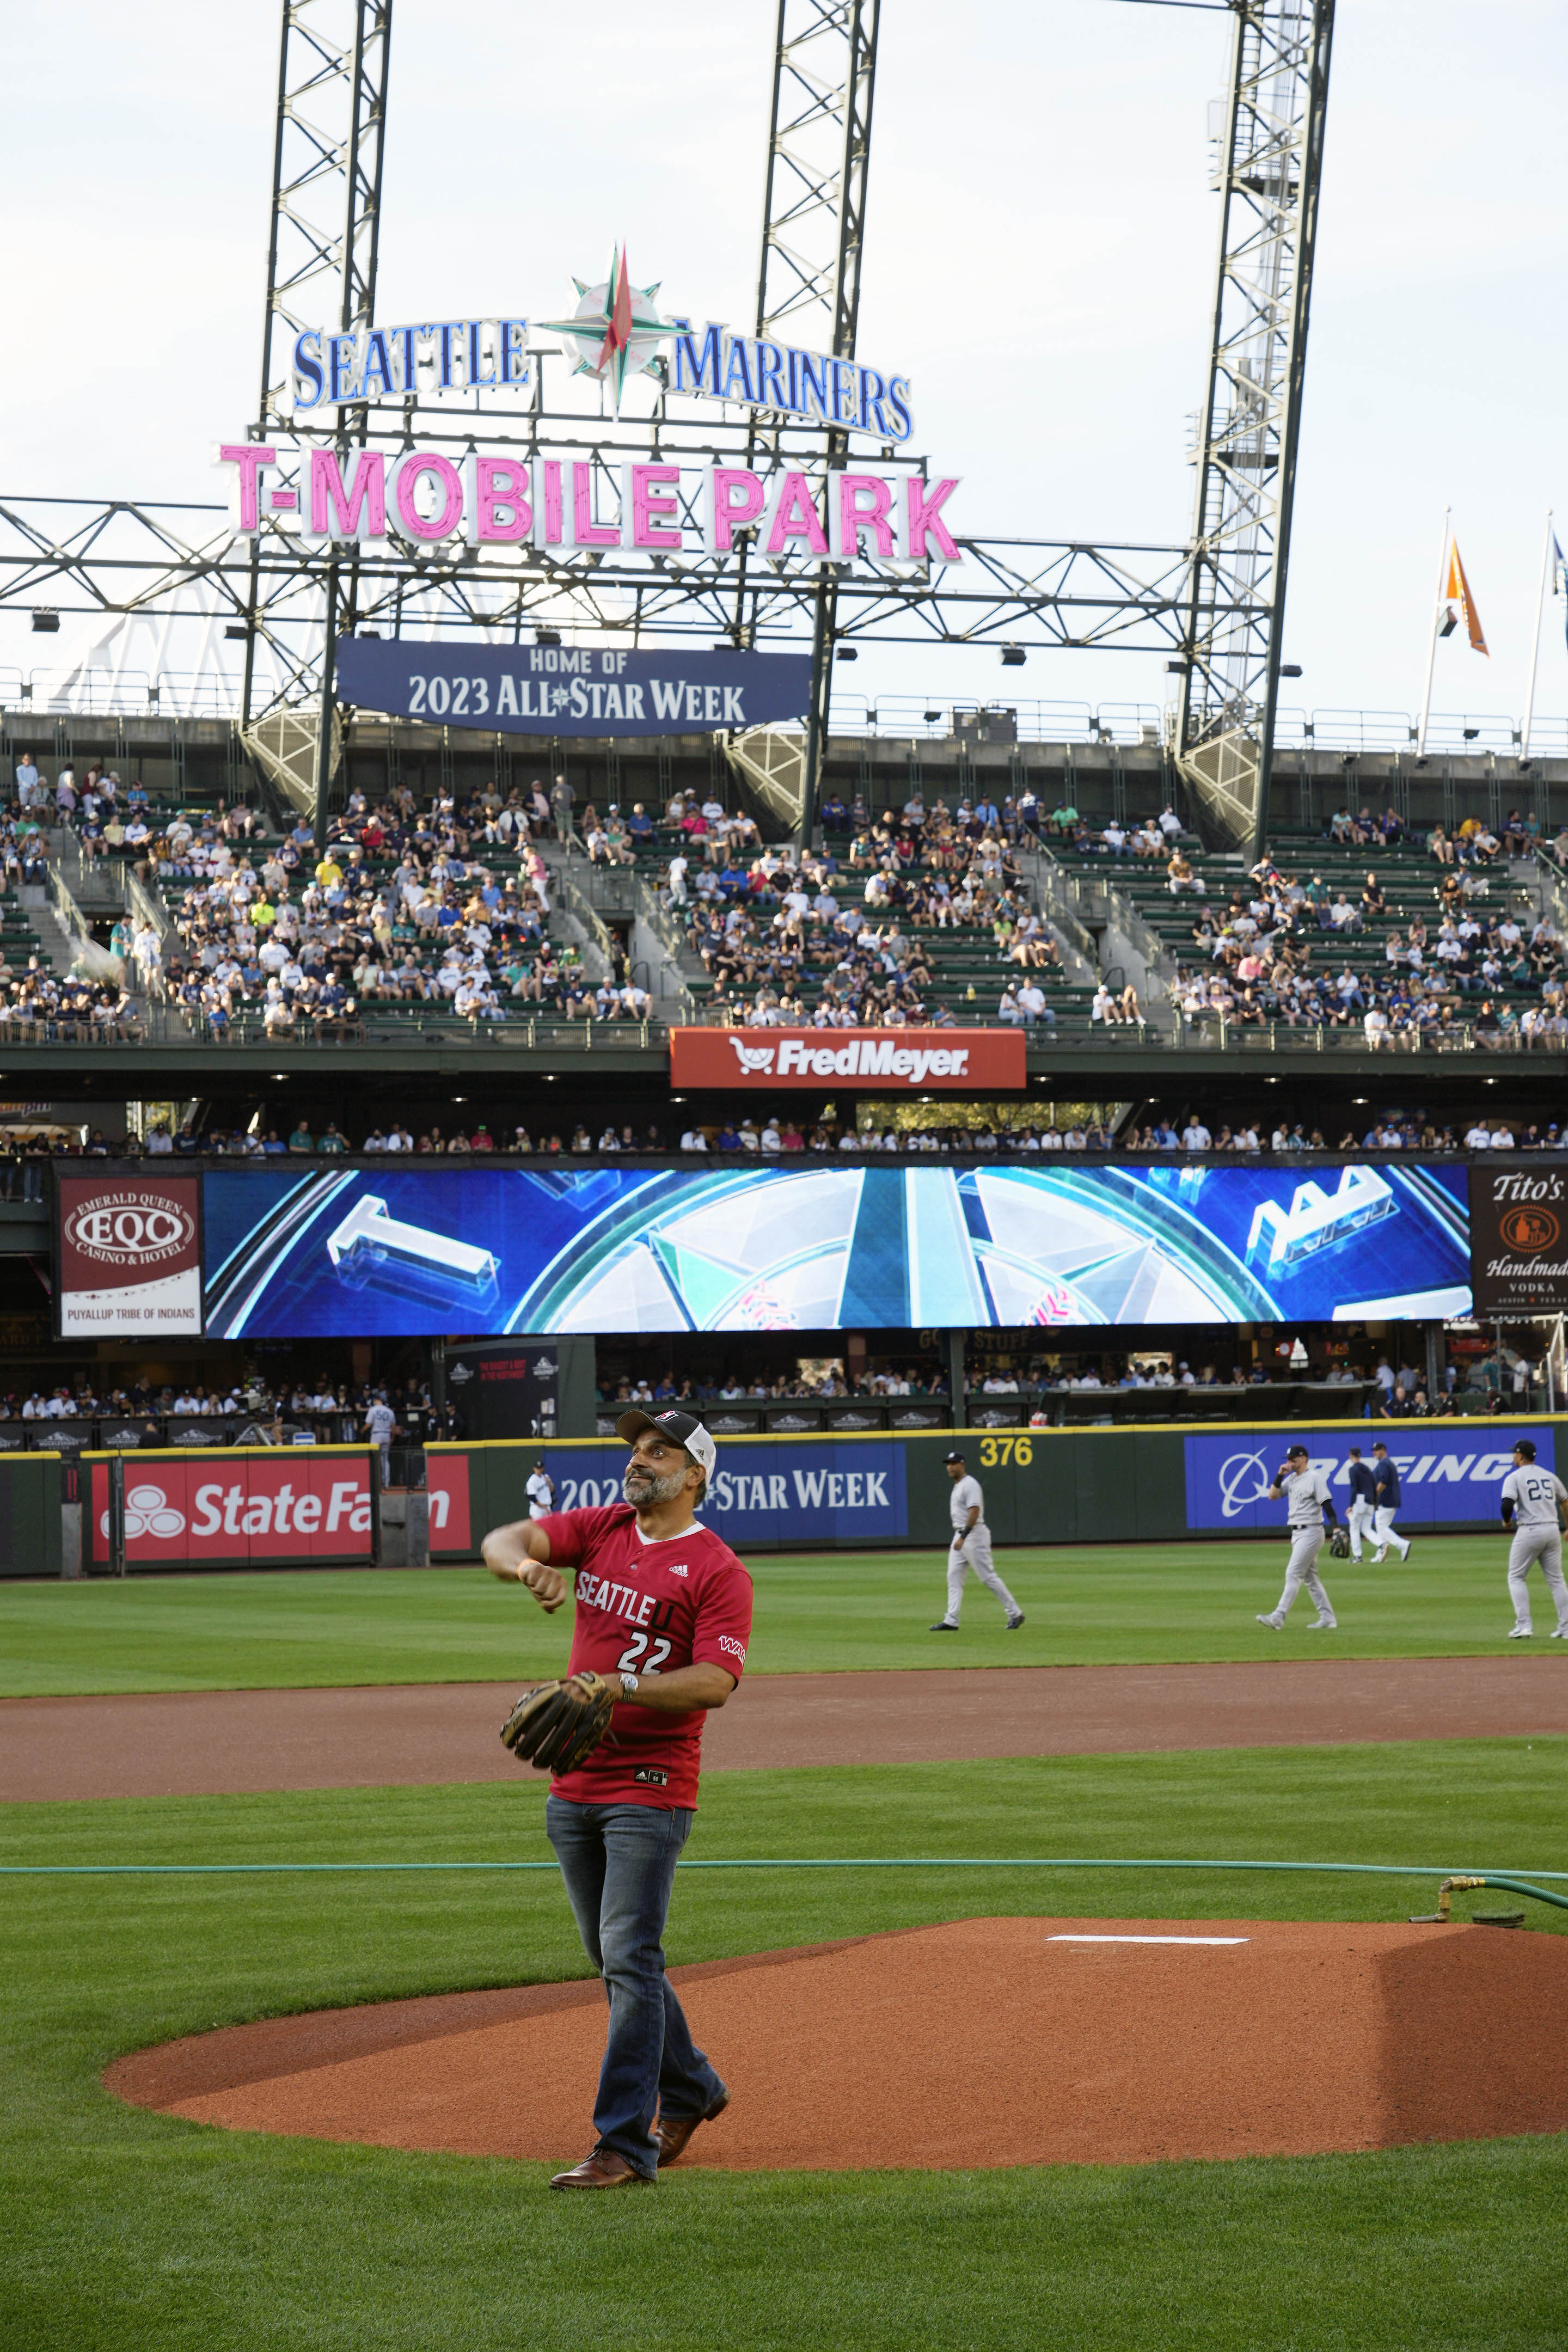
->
<box><xmin>1500</xmin><ymin>1438</ymin><xmax>1568</xmax><ymax>1640</ymax></box>
<box><xmin>1257</xmin><ymin>1444</ymin><xmax>1340</xmax><ymax>1630</ymax></box>
<box><xmin>1344</xmin><ymin>1446</ymin><xmax>1377</xmax><ymax>1560</ymax></box>
<box><xmin>930</xmin><ymin>1450</ymin><xmax>1025</xmax><ymax>1632</ymax></box>
<box><xmin>525</xmin><ymin>1458</ymin><xmax>555</xmax><ymax>1519</ymax></box>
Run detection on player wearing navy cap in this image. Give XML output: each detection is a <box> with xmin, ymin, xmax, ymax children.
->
<box><xmin>484</xmin><ymin>1408</ymin><xmax>752</xmax><ymax>2190</ymax></box>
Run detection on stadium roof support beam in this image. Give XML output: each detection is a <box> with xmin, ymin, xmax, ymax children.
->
<box><xmin>1174</xmin><ymin>0</ymin><xmax>1333</xmax><ymax>862</ymax></box>
<box><xmin>750</xmin><ymin>0</ymin><xmax>881</xmax><ymax>847</ymax></box>
<box><xmin>242</xmin><ymin>0</ymin><xmax>393</xmax><ymax>855</ymax></box>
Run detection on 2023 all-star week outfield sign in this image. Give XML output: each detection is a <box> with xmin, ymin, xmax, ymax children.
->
<box><xmin>334</xmin><ymin>636</ymin><xmax>812</xmax><ymax>738</ymax></box>
<box><xmin>1469</xmin><ymin>1163</ymin><xmax>1568</xmax><ymax>1314</ymax></box>
<box><xmin>669</xmin><ymin>1027</ymin><xmax>1026</xmax><ymax>1091</ymax></box>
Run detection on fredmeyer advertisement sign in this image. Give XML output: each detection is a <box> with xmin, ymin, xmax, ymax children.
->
<box><xmin>57</xmin><ymin>1178</ymin><xmax>203</xmax><ymax>1338</ymax></box>
<box><xmin>669</xmin><ymin>1029</ymin><xmax>1025</xmax><ymax>1092</ymax></box>
<box><xmin>1468</xmin><ymin>1163</ymin><xmax>1568</xmax><ymax>1315</ymax></box>
<box><xmin>200</xmin><ymin>1161</ymin><xmax>1472</xmax><ymax>1339</ymax></box>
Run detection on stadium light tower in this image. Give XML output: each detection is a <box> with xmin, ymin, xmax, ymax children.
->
<box><xmin>1173</xmin><ymin>0</ymin><xmax>1334</xmax><ymax>862</ymax></box>
<box><xmin>242</xmin><ymin>0</ymin><xmax>393</xmax><ymax>849</ymax></box>
<box><xmin>748</xmin><ymin>0</ymin><xmax>881</xmax><ymax>843</ymax></box>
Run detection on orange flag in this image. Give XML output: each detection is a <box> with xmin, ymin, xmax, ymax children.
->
<box><xmin>1444</xmin><ymin>540</ymin><xmax>1489</xmax><ymax>655</ymax></box>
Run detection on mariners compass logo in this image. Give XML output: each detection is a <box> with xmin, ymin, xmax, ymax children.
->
<box><xmin>536</xmin><ymin>243</ymin><xmax>670</xmax><ymax>414</ymax></box>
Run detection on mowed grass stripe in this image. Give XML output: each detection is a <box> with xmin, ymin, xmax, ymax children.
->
<box><xmin>2</xmin><ymin>1748</ymin><xmax>1566</xmax><ymax>2351</ymax></box>
<box><xmin>0</xmin><ymin>1536</ymin><xmax>1544</xmax><ymax>1696</ymax></box>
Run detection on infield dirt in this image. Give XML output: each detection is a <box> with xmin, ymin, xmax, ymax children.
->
<box><xmin>107</xmin><ymin>1915</ymin><xmax>1568</xmax><ymax>2170</ymax></box>
<box><xmin>9</xmin><ymin>1657</ymin><xmax>1568</xmax><ymax>1801</ymax></box>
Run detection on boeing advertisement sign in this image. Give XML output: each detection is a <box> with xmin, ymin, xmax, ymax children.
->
<box><xmin>1183</xmin><ymin>1426</ymin><xmax>1552</xmax><ymax>1532</ymax></box>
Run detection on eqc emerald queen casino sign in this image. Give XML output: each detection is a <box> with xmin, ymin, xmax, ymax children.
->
<box><xmin>215</xmin><ymin>246</ymin><xmax>961</xmax><ymax>732</ymax></box>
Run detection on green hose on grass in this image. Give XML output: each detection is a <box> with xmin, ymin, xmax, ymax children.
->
<box><xmin>2</xmin><ymin>1854</ymin><xmax>1566</xmax><ymax>1915</ymax></box>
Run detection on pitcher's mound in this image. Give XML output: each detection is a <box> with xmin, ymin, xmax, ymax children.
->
<box><xmin>107</xmin><ymin>1916</ymin><xmax>1568</xmax><ymax>2170</ymax></box>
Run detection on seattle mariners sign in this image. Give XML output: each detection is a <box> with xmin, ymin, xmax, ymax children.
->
<box><xmin>281</xmin><ymin>242</ymin><xmax>915</xmax><ymax>438</ymax></box>
<box><xmin>216</xmin><ymin>247</ymin><xmax>958</xmax><ymax>577</ymax></box>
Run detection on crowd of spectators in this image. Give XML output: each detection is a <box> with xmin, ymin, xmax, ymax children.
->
<box><xmin>3</xmin><ymin>1368</ymin><xmax>443</xmax><ymax>1440</ymax></box>
<box><xmin>675</xmin><ymin>793</ymin><xmax>1063</xmax><ymax>1030</ymax></box>
<box><xmin>75</xmin><ymin>1108</ymin><xmax>1568</xmax><ymax>1159</ymax></box>
<box><xmin>1116</xmin><ymin>1112</ymin><xmax>1552</xmax><ymax>1153</ymax></box>
<box><xmin>1165</xmin><ymin>849</ymin><xmax>1568</xmax><ymax>1047</ymax></box>
<box><xmin>152</xmin><ymin>787</ymin><xmax>570</xmax><ymax>1037</ymax></box>
<box><xmin>126</xmin><ymin>1114</ymin><xmax>1124</xmax><ymax>1157</ymax></box>
<box><xmin>25</xmin><ymin>765</ymin><xmax>662</xmax><ymax>1034</ymax></box>
<box><xmin>597</xmin><ymin>1363</ymin><xmax>946</xmax><ymax>1406</ymax></box>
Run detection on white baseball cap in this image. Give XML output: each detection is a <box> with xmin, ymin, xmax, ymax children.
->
<box><xmin>616</xmin><ymin>1408</ymin><xmax>717</xmax><ymax>1483</ymax></box>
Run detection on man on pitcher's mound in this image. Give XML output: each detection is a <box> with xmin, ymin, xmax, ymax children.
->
<box><xmin>485</xmin><ymin>1408</ymin><xmax>752</xmax><ymax>2189</ymax></box>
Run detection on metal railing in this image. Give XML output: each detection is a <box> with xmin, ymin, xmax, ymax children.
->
<box><xmin>0</xmin><ymin>1003</ymin><xmax>1544</xmax><ymax>1055</ymax></box>
<box><xmin>824</xmin><ymin>697</ymin><xmax>1568</xmax><ymax>760</ymax></box>
<box><xmin>7</xmin><ymin>666</ymin><xmax>1568</xmax><ymax>758</ymax></box>
<box><xmin>44</xmin><ymin>865</ymin><xmax>95</xmax><ymax>960</ymax></box>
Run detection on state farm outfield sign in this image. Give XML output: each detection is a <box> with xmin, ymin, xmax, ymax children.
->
<box><xmin>669</xmin><ymin>1028</ymin><xmax>1026</xmax><ymax>1092</ymax></box>
<box><xmin>57</xmin><ymin>1177</ymin><xmax>202</xmax><ymax>1337</ymax></box>
<box><xmin>87</xmin><ymin>1449</ymin><xmax>377</xmax><ymax>1570</ymax></box>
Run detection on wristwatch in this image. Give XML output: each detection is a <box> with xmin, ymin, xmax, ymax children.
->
<box><xmin>619</xmin><ymin>1671</ymin><xmax>640</xmax><ymax>1695</ymax></box>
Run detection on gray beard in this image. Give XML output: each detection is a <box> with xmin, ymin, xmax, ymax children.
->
<box><xmin>624</xmin><ymin>1466</ymin><xmax>688</xmax><ymax>1508</ymax></box>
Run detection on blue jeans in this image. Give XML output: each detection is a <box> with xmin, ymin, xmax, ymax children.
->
<box><xmin>545</xmin><ymin>1794</ymin><xmax>726</xmax><ymax>2175</ymax></box>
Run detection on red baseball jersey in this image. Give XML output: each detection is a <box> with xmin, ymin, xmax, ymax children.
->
<box><xmin>535</xmin><ymin>1504</ymin><xmax>753</xmax><ymax>1809</ymax></box>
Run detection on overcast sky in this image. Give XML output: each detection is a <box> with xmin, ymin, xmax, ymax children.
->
<box><xmin>8</xmin><ymin>0</ymin><xmax>1568</xmax><ymax>732</ymax></box>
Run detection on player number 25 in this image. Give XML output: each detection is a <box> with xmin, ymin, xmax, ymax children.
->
<box><xmin>617</xmin><ymin>1633</ymin><xmax>673</xmax><ymax>1674</ymax></box>
<box><xmin>978</xmin><ymin>1436</ymin><xmax>1032</xmax><ymax>1467</ymax></box>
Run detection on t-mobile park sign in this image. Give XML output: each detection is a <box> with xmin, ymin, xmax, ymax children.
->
<box><xmin>216</xmin><ymin>445</ymin><xmax>961</xmax><ymax>572</ymax></box>
<box><xmin>669</xmin><ymin>1028</ymin><xmax>1026</xmax><ymax>1091</ymax></box>
<box><xmin>334</xmin><ymin>636</ymin><xmax>811</xmax><ymax>738</ymax></box>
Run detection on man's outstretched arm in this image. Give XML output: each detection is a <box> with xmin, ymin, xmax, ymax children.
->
<box><xmin>484</xmin><ymin>1518</ymin><xmax>566</xmax><ymax>1612</ymax></box>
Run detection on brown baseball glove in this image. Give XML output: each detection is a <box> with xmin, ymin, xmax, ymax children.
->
<box><xmin>499</xmin><ymin>1671</ymin><xmax>620</xmax><ymax>1773</ymax></box>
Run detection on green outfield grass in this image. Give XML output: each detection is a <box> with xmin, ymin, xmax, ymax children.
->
<box><xmin>2</xmin><ymin>1744</ymin><xmax>1566</xmax><ymax>2351</ymax></box>
<box><xmin>0</xmin><ymin>1535</ymin><xmax>1548</xmax><ymax>1696</ymax></box>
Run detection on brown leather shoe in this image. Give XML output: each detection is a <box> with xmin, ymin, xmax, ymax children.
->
<box><xmin>549</xmin><ymin>2147</ymin><xmax>654</xmax><ymax>2191</ymax></box>
<box><xmin>655</xmin><ymin>2090</ymin><xmax>731</xmax><ymax>2166</ymax></box>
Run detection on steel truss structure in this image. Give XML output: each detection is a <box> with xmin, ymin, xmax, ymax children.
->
<box><xmin>747</xmin><ymin>0</ymin><xmax>880</xmax><ymax>837</ymax></box>
<box><xmin>1174</xmin><ymin>0</ymin><xmax>1334</xmax><ymax>859</ymax></box>
<box><xmin>0</xmin><ymin>0</ymin><xmax>1332</xmax><ymax>853</ymax></box>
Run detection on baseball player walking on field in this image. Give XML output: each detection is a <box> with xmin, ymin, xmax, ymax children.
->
<box><xmin>483</xmin><ymin>1408</ymin><xmax>752</xmax><ymax>2190</ymax></box>
<box><xmin>1344</xmin><ymin>1445</ymin><xmax>1376</xmax><ymax>1560</ymax></box>
<box><xmin>1500</xmin><ymin>1438</ymin><xmax>1568</xmax><ymax>1639</ymax></box>
<box><xmin>1369</xmin><ymin>1440</ymin><xmax>1412</xmax><ymax>1563</ymax></box>
<box><xmin>930</xmin><ymin>1449</ymin><xmax>1024</xmax><ymax>1632</ymax></box>
<box><xmin>1257</xmin><ymin>1443</ymin><xmax>1340</xmax><ymax>1630</ymax></box>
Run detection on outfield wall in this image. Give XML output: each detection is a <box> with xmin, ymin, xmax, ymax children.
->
<box><xmin>0</xmin><ymin>1454</ymin><xmax>63</xmax><ymax>1578</ymax></box>
<box><xmin>425</xmin><ymin>1418</ymin><xmax>1559</xmax><ymax>1557</ymax></box>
